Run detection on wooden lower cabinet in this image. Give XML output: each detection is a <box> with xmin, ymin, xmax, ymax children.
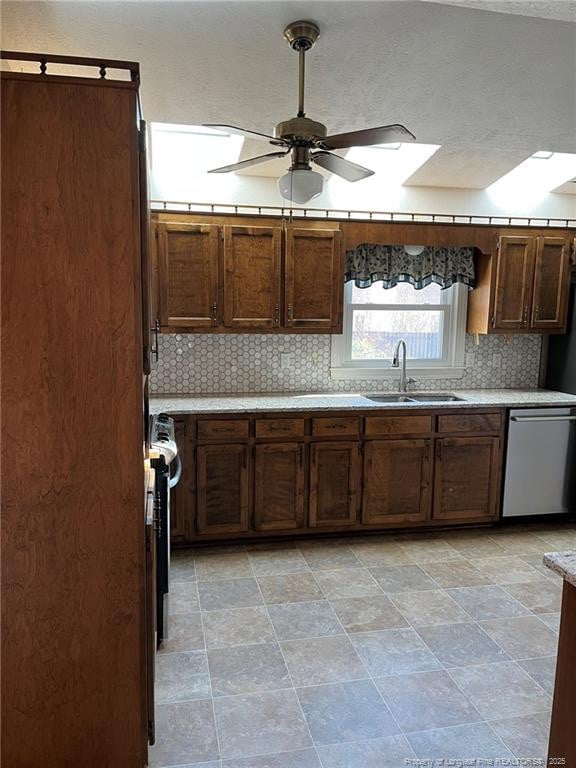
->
<box><xmin>433</xmin><ymin>437</ymin><xmax>500</xmax><ymax>521</ymax></box>
<box><xmin>363</xmin><ymin>439</ymin><xmax>432</xmax><ymax>525</ymax></box>
<box><xmin>196</xmin><ymin>444</ymin><xmax>250</xmax><ymax>534</ymax></box>
<box><xmin>171</xmin><ymin>409</ymin><xmax>504</xmax><ymax>542</ymax></box>
<box><xmin>254</xmin><ymin>443</ymin><xmax>305</xmax><ymax>531</ymax></box>
<box><xmin>309</xmin><ymin>441</ymin><xmax>361</xmax><ymax>527</ymax></box>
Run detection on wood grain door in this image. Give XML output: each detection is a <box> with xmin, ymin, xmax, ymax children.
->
<box><xmin>254</xmin><ymin>443</ymin><xmax>305</xmax><ymax>531</ymax></box>
<box><xmin>223</xmin><ymin>225</ymin><xmax>282</xmax><ymax>328</ymax></box>
<box><xmin>433</xmin><ymin>437</ymin><xmax>500</xmax><ymax>521</ymax></box>
<box><xmin>492</xmin><ymin>236</ymin><xmax>536</xmax><ymax>331</ymax></box>
<box><xmin>362</xmin><ymin>440</ymin><xmax>432</xmax><ymax>526</ymax></box>
<box><xmin>196</xmin><ymin>444</ymin><xmax>250</xmax><ymax>534</ymax></box>
<box><xmin>158</xmin><ymin>222</ymin><xmax>219</xmax><ymax>329</ymax></box>
<box><xmin>531</xmin><ymin>236</ymin><xmax>570</xmax><ymax>330</ymax></box>
<box><xmin>170</xmin><ymin>419</ymin><xmax>194</xmax><ymax>544</ymax></box>
<box><xmin>309</xmin><ymin>441</ymin><xmax>360</xmax><ymax>527</ymax></box>
<box><xmin>284</xmin><ymin>228</ymin><xmax>344</xmax><ymax>331</ymax></box>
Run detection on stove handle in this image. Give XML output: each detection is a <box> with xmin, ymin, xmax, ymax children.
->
<box><xmin>169</xmin><ymin>454</ymin><xmax>182</xmax><ymax>488</ymax></box>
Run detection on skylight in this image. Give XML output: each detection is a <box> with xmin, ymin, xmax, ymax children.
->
<box><xmin>328</xmin><ymin>142</ymin><xmax>440</xmax><ymax>206</ymax></box>
<box><xmin>488</xmin><ymin>151</ymin><xmax>576</xmax><ymax>206</ymax></box>
<box><xmin>150</xmin><ymin>122</ymin><xmax>243</xmax><ymax>200</ymax></box>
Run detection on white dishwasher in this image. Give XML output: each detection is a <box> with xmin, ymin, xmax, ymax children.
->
<box><xmin>503</xmin><ymin>407</ymin><xmax>576</xmax><ymax>517</ymax></box>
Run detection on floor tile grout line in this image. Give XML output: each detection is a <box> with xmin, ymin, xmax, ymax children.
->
<box><xmin>196</xmin><ymin>599</ymin><xmax>223</xmax><ymax>765</ymax></box>
<box><xmin>247</xmin><ymin>556</ymin><xmax>320</xmax><ymax>761</ymax></box>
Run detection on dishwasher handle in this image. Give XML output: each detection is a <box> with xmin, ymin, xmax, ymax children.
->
<box><xmin>510</xmin><ymin>415</ymin><xmax>576</xmax><ymax>423</ymax></box>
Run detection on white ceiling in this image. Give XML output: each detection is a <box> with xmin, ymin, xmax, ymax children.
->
<box><xmin>3</xmin><ymin>0</ymin><xmax>575</xmax><ymax>191</ymax></box>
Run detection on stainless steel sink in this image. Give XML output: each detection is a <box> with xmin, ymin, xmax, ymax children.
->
<box><xmin>364</xmin><ymin>393</ymin><xmax>465</xmax><ymax>403</ymax></box>
<box><xmin>363</xmin><ymin>394</ymin><xmax>417</xmax><ymax>403</ymax></box>
<box><xmin>409</xmin><ymin>393</ymin><xmax>465</xmax><ymax>402</ymax></box>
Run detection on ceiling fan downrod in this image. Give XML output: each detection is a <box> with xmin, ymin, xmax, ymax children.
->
<box><xmin>283</xmin><ymin>20</ymin><xmax>320</xmax><ymax>118</ymax></box>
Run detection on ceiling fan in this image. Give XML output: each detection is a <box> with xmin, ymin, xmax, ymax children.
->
<box><xmin>204</xmin><ymin>19</ymin><xmax>416</xmax><ymax>203</ymax></box>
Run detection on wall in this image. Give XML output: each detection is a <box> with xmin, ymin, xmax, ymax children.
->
<box><xmin>149</xmin><ymin>332</ymin><xmax>542</xmax><ymax>394</ymax></box>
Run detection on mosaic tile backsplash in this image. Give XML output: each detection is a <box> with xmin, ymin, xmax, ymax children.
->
<box><xmin>149</xmin><ymin>333</ymin><xmax>543</xmax><ymax>394</ymax></box>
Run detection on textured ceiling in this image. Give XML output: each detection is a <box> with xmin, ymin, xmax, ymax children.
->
<box><xmin>425</xmin><ymin>0</ymin><xmax>576</xmax><ymax>22</ymax></box>
<box><xmin>2</xmin><ymin>0</ymin><xmax>575</xmax><ymax>190</ymax></box>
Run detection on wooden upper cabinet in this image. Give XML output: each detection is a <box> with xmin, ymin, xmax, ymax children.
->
<box><xmin>309</xmin><ymin>441</ymin><xmax>360</xmax><ymax>526</ymax></box>
<box><xmin>196</xmin><ymin>444</ymin><xmax>250</xmax><ymax>534</ymax></box>
<box><xmin>223</xmin><ymin>225</ymin><xmax>282</xmax><ymax>328</ymax></box>
<box><xmin>284</xmin><ymin>227</ymin><xmax>344</xmax><ymax>331</ymax></box>
<box><xmin>363</xmin><ymin>440</ymin><xmax>432</xmax><ymax>526</ymax></box>
<box><xmin>254</xmin><ymin>442</ymin><xmax>305</xmax><ymax>531</ymax></box>
<box><xmin>433</xmin><ymin>437</ymin><xmax>500</xmax><ymax>521</ymax></box>
<box><xmin>492</xmin><ymin>236</ymin><xmax>535</xmax><ymax>330</ymax></box>
<box><xmin>158</xmin><ymin>222</ymin><xmax>219</xmax><ymax>329</ymax></box>
<box><xmin>468</xmin><ymin>232</ymin><xmax>572</xmax><ymax>335</ymax></box>
<box><xmin>531</xmin><ymin>237</ymin><xmax>570</xmax><ymax>330</ymax></box>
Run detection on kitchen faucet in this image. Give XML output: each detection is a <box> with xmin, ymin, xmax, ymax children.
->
<box><xmin>391</xmin><ymin>339</ymin><xmax>416</xmax><ymax>393</ymax></box>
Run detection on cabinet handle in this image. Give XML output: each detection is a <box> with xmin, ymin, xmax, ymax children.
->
<box><xmin>299</xmin><ymin>444</ymin><xmax>304</xmax><ymax>466</ymax></box>
<box><xmin>534</xmin><ymin>305</ymin><xmax>540</xmax><ymax>322</ymax></box>
<box><xmin>287</xmin><ymin>303</ymin><xmax>293</xmax><ymax>321</ymax></box>
<box><xmin>242</xmin><ymin>448</ymin><xmax>248</xmax><ymax>469</ymax></box>
<box><xmin>522</xmin><ymin>305</ymin><xmax>528</xmax><ymax>325</ymax></box>
<box><xmin>150</xmin><ymin>319</ymin><xmax>160</xmax><ymax>362</ymax></box>
<box><xmin>211</xmin><ymin>302</ymin><xmax>218</xmax><ymax>326</ymax></box>
<box><xmin>274</xmin><ymin>304</ymin><xmax>280</xmax><ymax>326</ymax></box>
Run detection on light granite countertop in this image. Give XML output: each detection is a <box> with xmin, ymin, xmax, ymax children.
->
<box><xmin>544</xmin><ymin>552</ymin><xmax>576</xmax><ymax>587</ymax></box>
<box><xmin>150</xmin><ymin>388</ymin><xmax>576</xmax><ymax>415</ymax></box>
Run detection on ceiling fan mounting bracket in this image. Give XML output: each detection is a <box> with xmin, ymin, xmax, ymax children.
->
<box><xmin>283</xmin><ymin>20</ymin><xmax>320</xmax><ymax>52</ymax></box>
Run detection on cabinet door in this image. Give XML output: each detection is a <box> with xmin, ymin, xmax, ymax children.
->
<box><xmin>433</xmin><ymin>437</ymin><xmax>500</xmax><ymax>521</ymax></box>
<box><xmin>492</xmin><ymin>236</ymin><xmax>535</xmax><ymax>331</ymax></box>
<box><xmin>309</xmin><ymin>442</ymin><xmax>360</xmax><ymax>527</ymax></box>
<box><xmin>284</xmin><ymin>228</ymin><xmax>344</xmax><ymax>331</ymax></box>
<box><xmin>223</xmin><ymin>225</ymin><xmax>282</xmax><ymax>328</ymax></box>
<box><xmin>254</xmin><ymin>443</ymin><xmax>305</xmax><ymax>531</ymax></box>
<box><xmin>362</xmin><ymin>440</ymin><xmax>432</xmax><ymax>526</ymax></box>
<box><xmin>196</xmin><ymin>444</ymin><xmax>250</xmax><ymax>534</ymax></box>
<box><xmin>531</xmin><ymin>237</ymin><xmax>570</xmax><ymax>331</ymax></box>
<box><xmin>158</xmin><ymin>222</ymin><xmax>219</xmax><ymax>329</ymax></box>
<box><xmin>170</xmin><ymin>419</ymin><xmax>194</xmax><ymax>544</ymax></box>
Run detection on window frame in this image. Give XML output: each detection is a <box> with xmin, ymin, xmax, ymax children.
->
<box><xmin>330</xmin><ymin>282</ymin><xmax>468</xmax><ymax>381</ymax></box>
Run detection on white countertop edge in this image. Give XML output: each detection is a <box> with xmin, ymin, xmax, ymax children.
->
<box><xmin>544</xmin><ymin>551</ymin><xmax>576</xmax><ymax>587</ymax></box>
<box><xmin>149</xmin><ymin>388</ymin><xmax>576</xmax><ymax>415</ymax></box>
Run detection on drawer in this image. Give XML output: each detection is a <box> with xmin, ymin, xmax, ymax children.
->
<box><xmin>438</xmin><ymin>412</ymin><xmax>502</xmax><ymax>434</ymax></box>
<box><xmin>312</xmin><ymin>417</ymin><xmax>359</xmax><ymax>437</ymax></box>
<box><xmin>255</xmin><ymin>418</ymin><xmax>305</xmax><ymax>439</ymax></box>
<box><xmin>365</xmin><ymin>415</ymin><xmax>433</xmax><ymax>436</ymax></box>
<box><xmin>197</xmin><ymin>419</ymin><xmax>249</xmax><ymax>440</ymax></box>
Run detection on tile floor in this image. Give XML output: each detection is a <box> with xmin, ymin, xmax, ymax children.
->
<box><xmin>150</xmin><ymin>524</ymin><xmax>575</xmax><ymax>768</ymax></box>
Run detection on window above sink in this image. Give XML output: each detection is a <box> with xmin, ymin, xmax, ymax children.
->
<box><xmin>331</xmin><ymin>281</ymin><xmax>468</xmax><ymax>381</ymax></box>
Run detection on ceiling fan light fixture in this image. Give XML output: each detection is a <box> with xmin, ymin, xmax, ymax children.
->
<box><xmin>278</xmin><ymin>168</ymin><xmax>323</xmax><ymax>204</ymax></box>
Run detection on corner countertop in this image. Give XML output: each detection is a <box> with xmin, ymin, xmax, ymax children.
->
<box><xmin>544</xmin><ymin>552</ymin><xmax>576</xmax><ymax>588</ymax></box>
<box><xmin>149</xmin><ymin>388</ymin><xmax>576</xmax><ymax>415</ymax></box>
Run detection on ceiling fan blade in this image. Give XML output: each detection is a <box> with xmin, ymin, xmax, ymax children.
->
<box><xmin>207</xmin><ymin>150</ymin><xmax>290</xmax><ymax>174</ymax></box>
<box><xmin>312</xmin><ymin>151</ymin><xmax>374</xmax><ymax>182</ymax></box>
<box><xmin>321</xmin><ymin>124</ymin><xmax>416</xmax><ymax>150</ymax></box>
<box><xmin>202</xmin><ymin>124</ymin><xmax>287</xmax><ymax>145</ymax></box>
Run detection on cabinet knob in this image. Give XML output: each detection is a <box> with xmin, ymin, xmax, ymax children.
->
<box><xmin>523</xmin><ymin>305</ymin><xmax>529</xmax><ymax>324</ymax></box>
<box><xmin>211</xmin><ymin>302</ymin><xmax>218</xmax><ymax>326</ymax></box>
<box><xmin>274</xmin><ymin>304</ymin><xmax>280</xmax><ymax>326</ymax></box>
<box><xmin>287</xmin><ymin>303</ymin><xmax>293</xmax><ymax>321</ymax></box>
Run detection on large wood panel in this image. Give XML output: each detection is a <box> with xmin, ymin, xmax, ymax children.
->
<box><xmin>309</xmin><ymin>441</ymin><xmax>360</xmax><ymax>526</ymax></box>
<box><xmin>1</xmin><ymin>73</ymin><xmax>146</xmax><ymax>766</ymax></box>
<box><xmin>531</xmin><ymin>236</ymin><xmax>570</xmax><ymax>330</ymax></box>
<box><xmin>223</xmin><ymin>225</ymin><xmax>282</xmax><ymax>328</ymax></box>
<box><xmin>548</xmin><ymin>580</ymin><xmax>576</xmax><ymax>765</ymax></box>
<box><xmin>363</xmin><ymin>440</ymin><xmax>432</xmax><ymax>525</ymax></box>
<box><xmin>254</xmin><ymin>443</ymin><xmax>305</xmax><ymax>531</ymax></box>
<box><xmin>284</xmin><ymin>228</ymin><xmax>343</xmax><ymax>330</ymax></box>
<box><xmin>158</xmin><ymin>222</ymin><xmax>219</xmax><ymax>329</ymax></box>
<box><xmin>433</xmin><ymin>437</ymin><xmax>500</xmax><ymax>521</ymax></box>
<box><xmin>492</xmin><ymin>236</ymin><xmax>535</xmax><ymax>330</ymax></box>
<box><xmin>196</xmin><ymin>444</ymin><xmax>250</xmax><ymax>534</ymax></box>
